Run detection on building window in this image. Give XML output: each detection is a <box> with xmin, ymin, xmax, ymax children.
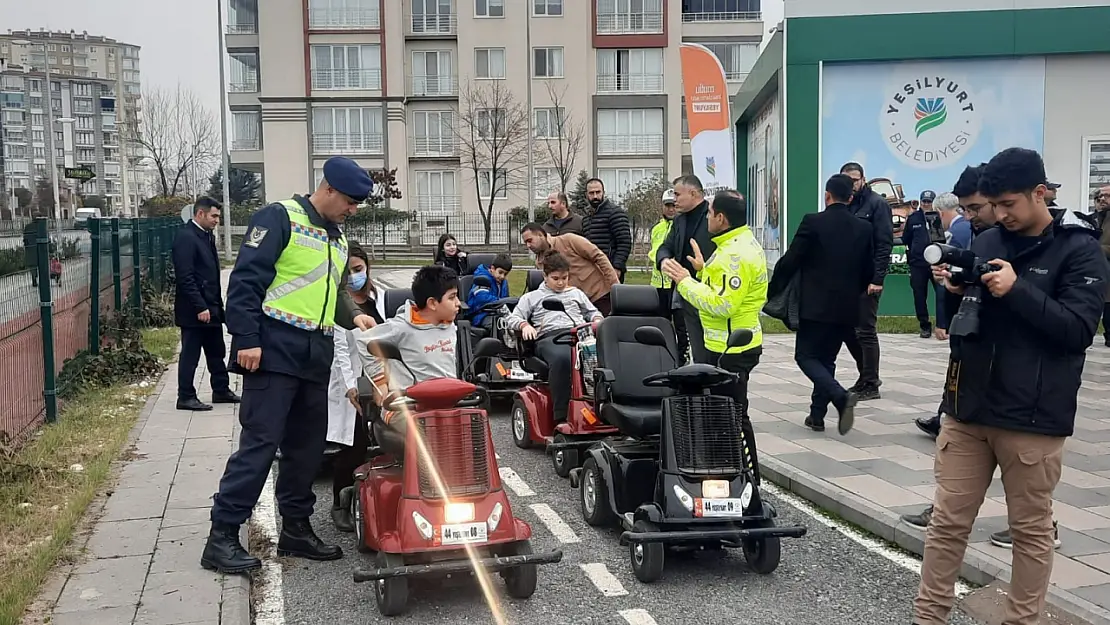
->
<box><xmin>77</xmin><ymin>148</ymin><xmax>96</xmax><ymax>161</ymax></box>
<box><xmin>475</xmin><ymin>108</ymin><xmax>506</xmax><ymax>139</ymax></box>
<box><xmin>412</xmin><ymin>110</ymin><xmax>455</xmax><ymax>156</ymax></box>
<box><xmin>311</xmin><ymin>44</ymin><xmax>382</xmax><ymax>90</ymax></box>
<box><xmin>533</xmin><ymin>167</ymin><xmax>558</xmax><ymax>198</ymax></box>
<box><xmin>597</xmin><ymin>108</ymin><xmax>664</xmax><ymax>155</ymax></box>
<box><xmin>51</xmin><ymin>98</ymin><xmax>62</xmax><ymax>111</ymax></box>
<box><xmin>33</xmin><ymin>147</ymin><xmax>46</xmax><ymax>159</ymax></box>
<box><xmin>597</xmin><ymin>48</ymin><xmax>664</xmax><ymax>92</ymax></box>
<box><xmin>415</xmin><ymin>169</ymin><xmax>459</xmax><ymax>212</ymax></box>
<box><xmin>76</xmin><ymin>116</ymin><xmax>93</xmax><ymax>129</ymax></box>
<box><xmin>411</xmin><ymin>50</ymin><xmax>455</xmax><ymax>96</ymax></box>
<box><xmin>474</xmin><ymin>48</ymin><xmax>506</xmax><ymax>79</ymax></box>
<box><xmin>232</xmin><ymin>111</ymin><xmax>261</xmax><ymax>150</ymax></box>
<box><xmin>55</xmin><ymin>131</ymin><xmax>64</xmax><ymax>143</ymax></box>
<box><xmin>51</xmin><ymin>81</ymin><xmax>61</xmax><ymax>93</ymax></box>
<box><xmin>28</xmin><ymin>79</ymin><xmax>42</xmax><ymax>92</ymax></box>
<box><xmin>478</xmin><ymin>168</ymin><xmax>508</xmax><ymax>199</ymax></box>
<box><xmin>681</xmin><ymin>0</ymin><xmax>761</xmax><ymax>22</ymax></box>
<box><xmin>533</xmin><ymin>0</ymin><xmax>562</xmax><ymax>16</ymax></box>
<box><xmin>75</xmin><ymin>131</ymin><xmax>95</xmax><ymax>145</ymax></box>
<box><xmin>700</xmin><ymin>42</ymin><xmax>759</xmax><ymax>81</ymax></box>
<box><xmin>312</xmin><ymin>106</ymin><xmax>384</xmax><ymax>153</ymax></box>
<box><xmin>1084</xmin><ymin>137</ymin><xmax>1110</xmax><ymax>212</ymax></box>
<box><xmin>32</xmin><ymin>130</ymin><xmax>44</xmax><ymax>143</ymax></box>
<box><xmin>228</xmin><ymin>0</ymin><xmax>260</xmax><ymax>32</ymax></box>
<box><xmin>597</xmin><ymin>0</ymin><xmax>663</xmax><ymax>34</ymax></box>
<box><xmin>597</xmin><ymin>167</ymin><xmax>663</xmax><ymax>197</ymax></box>
<box><xmin>534</xmin><ymin>107</ymin><xmax>565</xmax><ymax>139</ymax></box>
<box><xmin>475</xmin><ymin>0</ymin><xmax>503</xmax><ymax>17</ymax></box>
<box><xmin>308</xmin><ymin>0</ymin><xmax>379</xmax><ymax>28</ymax></box>
<box><xmin>532</xmin><ymin>47</ymin><xmax>564</xmax><ymax>78</ymax></box>
<box><xmin>411</xmin><ymin>0</ymin><xmax>456</xmax><ymax>34</ymax></box>
<box><xmin>230</xmin><ymin>52</ymin><xmax>261</xmax><ymax>92</ymax></box>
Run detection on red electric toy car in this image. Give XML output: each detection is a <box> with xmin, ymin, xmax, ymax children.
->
<box><xmin>509</xmin><ymin>299</ymin><xmax>619</xmax><ymax>478</ymax></box>
<box><xmin>348</xmin><ymin>337</ymin><xmax>563</xmax><ymax>616</ymax></box>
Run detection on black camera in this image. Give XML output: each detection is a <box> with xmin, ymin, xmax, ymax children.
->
<box><xmin>922</xmin><ymin>244</ymin><xmax>1001</xmax><ymax>286</ymax></box>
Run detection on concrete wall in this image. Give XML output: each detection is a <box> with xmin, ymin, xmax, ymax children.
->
<box><xmin>1042</xmin><ymin>53</ymin><xmax>1110</xmax><ymax>212</ymax></box>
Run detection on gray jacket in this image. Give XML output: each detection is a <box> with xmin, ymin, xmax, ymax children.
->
<box><xmin>506</xmin><ymin>284</ymin><xmax>601</xmax><ymax>337</ymax></box>
<box><xmin>355</xmin><ymin>300</ymin><xmax>457</xmax><ymax>390</ymax></box>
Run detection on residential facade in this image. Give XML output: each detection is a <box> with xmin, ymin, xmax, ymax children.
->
<box><xmin>0</xmin><ymin>30</ymin><xmax>144</xmax><ymax>216</ymax></box>
<box><xmin>226</xmin><ymin>0</ymin><xmax>763</xmax><ymax>225</ymax></box>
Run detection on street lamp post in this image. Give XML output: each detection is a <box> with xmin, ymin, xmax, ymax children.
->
<box><xmin>218</xmin><ymin>0</ymin><xmax>233</xmax><ymax>258</ymax></box>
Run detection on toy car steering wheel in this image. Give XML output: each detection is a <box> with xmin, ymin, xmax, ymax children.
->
<box><xmin>641</xmin><ymin>372</ymin><xmax>672</xmax><ymax>387</ymax></box>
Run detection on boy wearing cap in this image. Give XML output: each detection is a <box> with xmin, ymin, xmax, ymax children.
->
<box><xmin>203</xmin><ymin>156</ymin><xmax>379</xmax><ymax>575</ymax></box>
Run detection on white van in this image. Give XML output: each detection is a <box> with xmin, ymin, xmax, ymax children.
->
<box><xmin>74</xmin><ymin>207</ymin><xmax>103</xmax><ymax>224</ymax></box>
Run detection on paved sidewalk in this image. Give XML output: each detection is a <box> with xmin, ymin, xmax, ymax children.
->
<box><xmin>33</xmin><ymin>349</ymin><xmax>248</xmax><ymax>625</ymax></box>
<box><xmin>753</xmin><ymin>334</ymin><xmax>1110</xmax><ymax>624</ymax></box>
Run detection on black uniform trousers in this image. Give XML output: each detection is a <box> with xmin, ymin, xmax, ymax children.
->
<box><xmin>909</xmin><ymin>264</ymin><xmax>935</xmax><ymax>332</ymax></box>
<box><xmin>210</xmin><ymin>371</ymin><xmax>329</xmax><ymax>526</ymax></box>
<box><xmin>845</xmin><ymin>293</ymin><xmax>881</xmax><ymax>387</ymax></box>
<box><xmin>708</xmin><ymin>347</ymin><xmax>762</xmax><ymax>485</ymax></box>
<box><xmin>657</xmin><ymin>287</ymin><xmax>689</xmax><ymax>365</ymax></box>
<box><xmin>796</xmin><ymin>320</ymin><xmax>855</xmax><ymax>420</ymax></box>
<box><xmin>680</xmin><ymin>299</ymin><xmax>712</xmax><ymax>366</ymax></box>
<box><xmin>178</xmin><ymin>326</ymin><xmax>231</xmax><ymax>400</ymax></box>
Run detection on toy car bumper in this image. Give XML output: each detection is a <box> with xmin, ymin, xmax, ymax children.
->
<box><xmin>619</xmin><ymin>525</ymin><xmax>806</xmax><ymax>546</ymax></box>
<box><xmin>352</xmin><ymin>549</ymin><xmax>564</xmax><ymax>582</ymax></box>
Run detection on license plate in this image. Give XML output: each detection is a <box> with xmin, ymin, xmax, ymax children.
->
<box><xmin>694</xmin><ymin>498</ymin><xmax>745</xmax><ymax>518</ymax></box>
<box><xmin>439</xmin><ymin>522</ymin><xmax>488</xmax><ymax>545</ymax></box>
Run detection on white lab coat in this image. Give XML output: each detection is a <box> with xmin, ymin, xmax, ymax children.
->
<box><xmin>326</xmin><ymin>286</ymin><xmax>387</xmax><ymax>446</ymax></box>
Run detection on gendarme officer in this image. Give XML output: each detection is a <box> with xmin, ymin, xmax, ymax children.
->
<box><xmin>202</xmin><ymin>156</ymin><xmax>377</xmax><ymax>574</ymax></box>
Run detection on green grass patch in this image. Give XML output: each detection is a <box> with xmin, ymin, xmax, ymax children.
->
<box><xmin>142</xmin><ymin>327</ymin><xmax>180</xmax><ymax>363</ymax></box>
<box><xmin>0</xmin><ymin>327</ymin><xmax>178</xmax><ymax>624</ymax></box>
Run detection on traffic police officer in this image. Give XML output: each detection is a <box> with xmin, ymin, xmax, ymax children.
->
<box><xmin>202</xmin><ymin>156</ymin><xmax>377</xmax><ymax>574</ymax></box>
<box><xmin>661</xmin><ymin>189</ymin><xmax>768</xmax><ymax>483</ymax></box>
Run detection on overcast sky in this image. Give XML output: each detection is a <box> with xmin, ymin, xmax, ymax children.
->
<box><xmin>4</xmin><ymin>0</ymin><xmax>784</xmax><ymax>120</ymax></box>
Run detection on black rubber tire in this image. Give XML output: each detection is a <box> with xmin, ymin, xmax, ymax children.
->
<box><xmin>629</xmin><ymin>520</ymin><xmax>665</xmax><ymax>583</ymax></box>
<box><xmin>551</xmin><ymin>433</ymin><xmax>574</xmax><ymax>478</ymax></box>
<box><xmin>742</xmin><ymin>518</ymin><xmax>782</xmax><ymax>575</ymax></box>
<box><xmin>349</xmin><ymin>486</ymin><xmax>373</xmax><ymax>554</ymax></box>
<box><xmin>373</xmin><ymin>552</ymin><xmax>409</xmax><ymax>616</ymax></box>
<box><xmin>511</xmin><ymin>398</ymin><xmax>532</xmax><ymax>449</ymax></box>
<box><xmin>502</xmin><ymin>541</ymin><xmax>539</xmax><ymax>599</ymax></box>
<box><xmin>580</xmin><ymin>457</ymin><xmax>616</xmax><ymax>527</ymax></box>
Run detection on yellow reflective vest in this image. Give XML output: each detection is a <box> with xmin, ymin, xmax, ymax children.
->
<box><xmin>648</xmin><ymin>217</ymin><xmax>673</xmax><ymax>288</ymax></box>
<box><xmin>261</xmin><ymin>199</ymin><xmax>348</xmax><ymax>334</ymax></box>
<box><xmin>676</xmin><ymin>225</ymin><xmax>767</xmax><ymax>354</ymax></box>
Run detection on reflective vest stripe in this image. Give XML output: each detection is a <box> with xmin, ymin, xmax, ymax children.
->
<box><xmin>263</xmin><ymin>260</ymin><xmax>333</xmax><ymax>303</ymax></box>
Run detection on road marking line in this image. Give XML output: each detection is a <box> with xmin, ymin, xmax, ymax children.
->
<box><xmin>528</xmin><ymin>503</ymin><xmax>580</xmax><ymax>544</ymax></box>
<box><xmin>251</xmin><ymin>466</ymin><xmax>285</xmax><ymax>625</ymax></box>
<box><xmin>619</xmin><ymin>609</ymin><xmax>659</xmax><ymax>625</ymax></box>
<box><xmin>579</xmin><ymin>562</ymin><xmax>628</xmax><ymax>597</ymax></box>
<box><xmin>498</xmin><ymin>467</ymin><xmax>535</xmax><ymax>497</ymax></box>
<box><xmin>762</xmin><ymin>482</ymin><xmax>972</xmax><ymax>598</ymax></box>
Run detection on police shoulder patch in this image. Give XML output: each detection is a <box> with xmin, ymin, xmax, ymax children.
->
<box><xmin>728</xmin><ymin>275</ymin><xmax>742</xmax><ymax>290</ymax></box>
<box><xmin>245</xmin><ymin>226</ymin><xmax>269</xmax><ymax>248</ymax></box>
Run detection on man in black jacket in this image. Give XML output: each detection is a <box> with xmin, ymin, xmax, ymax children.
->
<box><xmin>839</xmin><ymin>162</ymin><xmax>893</xmax><ymax>400</ymax></box>
<box><xmin>655</xmin><ymin>174</ymin><xmax>715</xmax><ymax>364</ymax></box>
<box><xmin>173</xmin><ymin>197</ymin><xmax>240</xmax><ymax>411</ymax></box>
<box><xmin>583</xmin><ymin>178</ymin><xmax>632</xmax><ymax>282</ymax></box>
<box><xmin>768</xmin><ymin>174</ymin><xmax>872</xmax><ymax>435</ymax></box>
<box><xmin>915</xmin><ymin>148</ymin><xmax>1108</xmax><ymax>625</ymax></box>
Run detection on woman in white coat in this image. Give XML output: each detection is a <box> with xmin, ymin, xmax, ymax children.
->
<box><xmin>327</xmin><ymin>242</ymin><xmax>387</xmax><ymax>532</ymax></box>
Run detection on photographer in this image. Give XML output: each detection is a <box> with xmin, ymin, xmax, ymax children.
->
<box><xmin>914</xmin><ymin>148</ymin><xmax>1109</xmax><ymax>625</ymax></box>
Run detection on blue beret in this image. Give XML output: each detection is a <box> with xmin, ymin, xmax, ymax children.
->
<box><xmin>322</xmin><ymin>156</ymin><xmax>373</xmax><ymax>202</ymax></box>
<box><xmin>920</xmin><ymin>190</ymin><xmax>936</xmax><ymax>202</ymax></box>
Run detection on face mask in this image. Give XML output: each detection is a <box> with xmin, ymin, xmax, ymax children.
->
<box><xmin>349</xmin><ymin>271</ymin><xmax>367</xmax><ymax>291</ymax></box>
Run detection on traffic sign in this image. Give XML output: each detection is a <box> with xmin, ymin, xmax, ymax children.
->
<box><xmin>64</xmin><ymin>166</ymin><xmax>96</xmax><ymax>182</ymax></box>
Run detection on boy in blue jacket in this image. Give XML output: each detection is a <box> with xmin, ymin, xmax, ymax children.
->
<box><xmin>467</xmin><ymin>252</ymin><xmax>513</xmax><ymax>331</ymax></box>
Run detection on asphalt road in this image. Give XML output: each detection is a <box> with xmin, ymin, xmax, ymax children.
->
<box><xmin>269</xmin><ymin>410</ymin><xmax>982</xmax><ymax>625</ymax></box>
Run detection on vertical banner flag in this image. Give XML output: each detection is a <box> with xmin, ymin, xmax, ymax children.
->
<box><xmin>680</xmin><ymin>43</ymin><xmax>734</xmax><ymax>193</ymax></box>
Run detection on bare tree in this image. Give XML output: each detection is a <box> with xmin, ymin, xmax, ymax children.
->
<box><xmin>539</xmin><ymin>82</ymin><xmax>587</xmax><ymax>194</ymax></box>
<box><xmin>453</xmin><ymin>81</ymin><xmax>539</xmax><ymax>243</ymax></box>
<box><xmin>129</xmin><ymin>85</ymin><xmax>220</xmax><ymax>198</ymax></box>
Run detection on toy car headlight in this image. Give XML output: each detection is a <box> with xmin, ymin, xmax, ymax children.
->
<box><xmin>702</xmin><ymin>479</ymin><xmax>729</xmax><ymax>499</ymax></box>
<box><xmin>487</xmin><ymin>502</ymin><xmax>503</xmax><ymax>532</ymax></box>
<box><xmin>412</xmin><ymin>511</ymin><xmax>434</xmax><ymax>540</ymax></box>
<box><xmin>741</xmin><ymin>482</ymin><xmax>754</xmax><ymax>511</ymax></box>
<box><xmin>444</xmin><ymin>502</ymin><xmax>475</xmax><ymax>524</ymax></box>
<box><xmin>672</xmin><ymin>485</ymin><xmax>694</xmax><ymax>511</ymax></box>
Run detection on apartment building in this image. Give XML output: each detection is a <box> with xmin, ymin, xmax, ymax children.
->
<box><xmin>226</xmin><ymin>0</ymin><xmax>763</xmax><ymax>219</ymax></box>
<box><xmin>0</xmin><ymin>30</ymin><xmax>144</xmax><ymax>215</ymax></box>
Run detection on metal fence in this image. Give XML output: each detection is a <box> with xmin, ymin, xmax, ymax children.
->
<box><xmin>0</xmin><ymin>216</ymin><xmax>178</xmax><ymax>447</ymax></box>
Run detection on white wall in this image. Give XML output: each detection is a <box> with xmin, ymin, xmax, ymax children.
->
<box><xmin>1042</xmin><ymin>54</ymin><xmax>1110</xmax><ymax>212</ymax></box>
<box><xmin>785</xmin><ymin>0</ymin><xmax>1110</xmax><ymax>18</ymax></box>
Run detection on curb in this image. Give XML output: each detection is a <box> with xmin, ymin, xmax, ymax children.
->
<box><xmin>760</xmin><ymin>456</ymin><xmax>1110</xmax><ymax>625</ymax></box>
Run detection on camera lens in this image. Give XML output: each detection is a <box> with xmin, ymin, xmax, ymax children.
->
<box><xmin>923</xmin><ymin>244</ymin><xmax>944</xmax><ymax>265</ymax></box>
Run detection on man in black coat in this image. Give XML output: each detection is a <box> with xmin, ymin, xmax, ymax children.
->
<box><xmin>173</xmin><ymin>197</ymin><xmax>240</xmax><ymax>411</ymax></box>
<box><xmin>768</xmin><ymin>174</ymin><xmax>873</xmax><ymax>435</ymax></box>
<box><xmin>583</xmin><ymin>177</ymin><xmax>632</xmax><ymax>282</ymax></box>
<box><xmin>840</xmin><ymin>162</ymin><xmax>893</xmax><ymax>400</ymax></box>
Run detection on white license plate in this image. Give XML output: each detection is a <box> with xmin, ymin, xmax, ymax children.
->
<box><xmin>695</xmin><ymin>498</ymin><xmax>745</xmax><ymax>518</ymax></box>
<box><xmin>440</xmin><ymin>522</ymin><xmax>488</xmax><ymax>545</ymax></box>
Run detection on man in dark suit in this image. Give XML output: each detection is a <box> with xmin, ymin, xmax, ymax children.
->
<box><xmin>174</xmin><ymin>197</ymin><xmax>240</xmax><ymax>411</ymax></box>
<box><xmin>767</xmin><ymin>174</ymin><xmax>874</xmax><ymax>435</ymax></box>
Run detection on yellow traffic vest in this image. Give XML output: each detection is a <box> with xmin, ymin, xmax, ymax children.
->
<box><xmin>676</xmin><ymin>226</ymin><xmax>767</xmax><ymax>354</ymax></box>
<box><xmin>261</xmin><ymin>199</ymin><xmax>348</xmax><ymax>335</ymax></box>
<box><xmin>648</xmin><ymin>217</ymin><xmax>673</xmax><ymax>288</ymax></box>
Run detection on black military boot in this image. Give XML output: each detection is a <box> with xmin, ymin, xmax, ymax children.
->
<box><xmin>200</xmin><ymin>523</ymin><xmax>261</xmax><ymax>574</ymax></box>
<box><xmin>277</xmin><ymin>517</ymin><xmax>343</xmax><ymax>560</ymax></box>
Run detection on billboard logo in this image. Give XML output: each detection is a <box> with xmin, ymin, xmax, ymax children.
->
<box><xmin>705</xmin><ymin>157</ymin><xmax>716</xmax><ymax>177</ymax></box>
<box><xmin>882</xmin><ymin>75</ymin><xmax>981</xmax><ymax>170</ymax></box>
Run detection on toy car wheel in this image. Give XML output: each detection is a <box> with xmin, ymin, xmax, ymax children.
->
<box><xmin>742</xmin><ymin>519</ymin><xmax>782</xmax><ymax>575</ymax></box>
<box><xmin>580</xmin><ymin>457</ymin><xmax>616</xmax><ymax>527</ymax></box>
<box><xmin>511</xmin><ymin>399</ymin><xmax>532</xmax><ymax>449</ymax></box>
<box><xmin>501</xmin><ymin>540</ymin><xmax>539</xmax><ymax>599</ymax></box>
<box><xmin>551</xmin><ymin>434</ymin><xmax>577</xmax><ymax>478</ymax></box>
<box><xmin>350</xmin><ymin>487</ymin><xmax>372</xmax><ymax>554</ymax></box>
<box><xmin>373</xmin><ymin>552</ymin><xmax>409</xmax><ymax>616</ymax></box>
<box><xmin>629</xmin><ymin>520</ymin><xmax>664</xmax><ymax>583</ymax></box>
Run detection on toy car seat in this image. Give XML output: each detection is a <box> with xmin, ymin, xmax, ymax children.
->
<box><xmin>383</xmin><ymin>288</ymin><xmax>412</xmax><ymax>319</ymax></box>
<box><xmin>524</xmin><ymin>269</ymin><xmax>544</xmax><ymax>293</ymax></box>
<box><xmin>458</xmin><ymin>252</ymin><xmax>497</xmax><ymax>305</ymax></box>
<box><xmin>594</xmin><ymin>285</ymin><xmax>677</xmax><ymax>439</ymax></box>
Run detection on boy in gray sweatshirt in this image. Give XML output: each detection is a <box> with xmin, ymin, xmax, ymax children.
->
<box><xmin>506</xmin><ymin>252</ymin><xmax>603</xmax><ymax>422</ymax></box>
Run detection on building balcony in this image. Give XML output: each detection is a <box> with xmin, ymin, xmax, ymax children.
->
<box><xmin>596</xmin><ymin>73</ymin><xmax>664</xmax><ymax>94</ymax></box>
<box><xmin>312</xmin><ymin>133</ymin><xmax>384</xmax><ymax>154</ymax></box>
<box><xmin>597</xmin><ymin>134</ymin><xmax>664</xmax><ymax>155</ymax></box>
<box><xmin>596</xmin><ymin>12</ymin><xmax>663</xmax><ymax>35</ymax></box>
<box><xmin>681</xmin><ymin>11</ymin><xmax>760</xmax><ymax>22</ymax></box>
<box><xmin>311</xmin><ymin>69</ymin><xmax>381</xmax><ymax>91</ymax></box>
<box><xmin>227</xmin><ymin>23</ymin><xmax>258</xmax><ymax>34</ymax></box>
<box><xmin>408</xmin><ymin>13</ymin><xmax>457</xmax><ymax>36</ymax></box>
<box><xmin>726</xmin><ymin>71</ymin><xmax>749</xmax><ymax>83</ymax></box>
<box><xmin>232</xmin><ymin>136</ymin><xmax>260</xmax><ymax>151</ymax></box>
<box><xmin>230</xmin><ymin>78</ymin><xmax>259</xmax><ymax>93</ymax></box>
<box><xmin>309</xmin><ymin>7</ymin><xmax>380</xmax><ymax>29</ymax></box>
<box><xmin>414</xmin><ymin>195</ymin><xmax>461</xmax><ymax>213</ymax></box>
<box><xmin>407</xmin><ymin>75</ymin><xmax>458</xmax><ymax>97</ymax></box>
<box><xmin>409</xmin><ymin>137</ymin><xmax>459</xmax><ymax>158</ymax></box>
